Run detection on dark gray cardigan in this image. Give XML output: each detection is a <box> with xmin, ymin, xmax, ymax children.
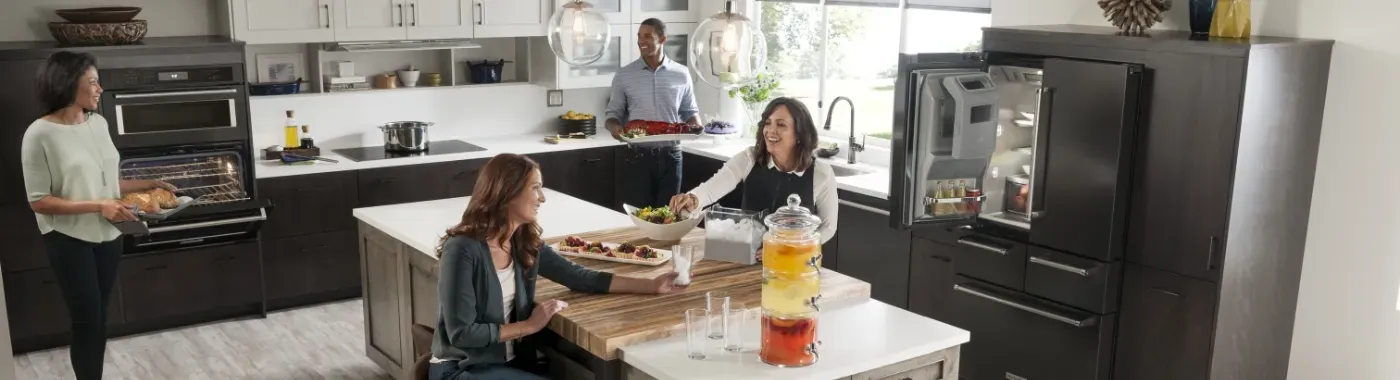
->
<box><xmin>431</xmin><ymin>235</ymin><xmax>614</xmax><ymax>368</ymax></box>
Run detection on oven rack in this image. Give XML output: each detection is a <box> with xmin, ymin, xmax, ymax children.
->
<box><xmin>180</xmin><ymin>182</ymin><xmax>250</xmax><ymax>206</ymax></box>
<box><xmin>120</xmin><ymin>160</ymin><xmax>238</xmax><ymax>181</ymax></box>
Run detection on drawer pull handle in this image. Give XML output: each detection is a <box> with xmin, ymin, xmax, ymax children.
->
<box><xmin>298</xmin><ymin>244</ymin><xmax>329</xmax><ymax>253</ymax></box>
<box><xmin>1151</xmin><ymin>288</ymin><xmax>1181</xmax><ymax>297</ymax></box>
<box><xmin>144</xmin><ymin>265</ymin><xmax>168</xmax><ymax>271</ymax></box>
<box><xmin>41</xmin><ymin>280</ymin><xmax>56</xmax><ymax>285</ymax></box>
<box><xmin>584</xmin><ymin>158</ymin><xmax>602</xmax><ymax>163</ymax></box>
<box><xmin>1029</xmin><ymin>256</ymin><xmax>1091</xmax><ymax>276</ymax></box>
<box><xmin>956</xmin><ymin>238</ymin><xmax>1008</xmax><ymax>255</ymax></box>
<box><xmin>954</xmin><ymin>283</ymin><xmax>1097</xmax><ymax>327</ymax></box>
<box><xmin>214</xmin><ymin>256</ymin><xmax>237</xmax><ymax>262</ymax></box>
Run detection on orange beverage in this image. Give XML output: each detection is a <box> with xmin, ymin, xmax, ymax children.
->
<box><xmin>760</xmin><ymin>311</ymin><xmax>818</xmax><ymax>367</ymax></box>
<box><xmin>762</xmin><ymin>270</ymin><xmax>821</xmax><ymax>315</ymax></box>
<box><xmin>762</xmin><ymin>235</ymin><xmax>821</xmax><ymax>274</ymax></box>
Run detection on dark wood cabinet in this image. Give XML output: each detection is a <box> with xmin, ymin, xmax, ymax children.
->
<box><xmin>681</xmin><ymin>152</ymin><xmax>742</xmax><ymax>209</ymax></box>
<box><xmin>358</xmin><ymin>163</ymin><xmax>450</xmax><ymax>207</ymax></box>
<box><xmin>119</xmin><ymin>242</ymin><xmax>261</xmax><ymax>323</ymax></box>
<box><xmin>1114</xmin><ymin>263</ymin><xmax>1218</xmax><ymax>380</ymax></box>
<box><xmin>1126</xmin><ymin>53</ymin><xmax>1245</xmax><ymax>282</ymax></box>
<box><xmin>4</xmin><ymin>268</ymin><xmax>124</xmax><ymax>342</ymax></box>
<box><xmin>263</xmin><ymin>230</ymin><xmax>360</xmax><ymax>302</ymax></box>
<box><xmin>258</xmin><ymin>171</ymin><xmax>360</xmax><ymax>239</ymax></box>
<box><xmin>835</xmin><ymin>201</ymin><xmax>912</xmax><ymax>309</ymax></box>
<box><xmin>908</xmin><ymin>237</ymin><xmax>957</xmax><ymax>321</ymax></box>
<box><xmin>530</xmin><ymin>148</ymin><xmax>617</xmax><ymax>209</ymax></box>
<box><xmin>0</xmin><ymin>59</ymin><xmax>43</xmax><ymax>205</ymax></box>
<box><xmin>0</xmin><ymin>202</ymin><xmax>47</xmax><ymax>273</ymax></box>
<box><xmin>442</xmin><ymin>159</ymin><xmax>488</xmax><ymax>198</ymax></box>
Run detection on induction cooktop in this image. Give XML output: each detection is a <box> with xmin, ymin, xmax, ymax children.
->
<box><xmin>331</xmin><ymin>140</ymin><xmax>487</xmax><ymax>162</ymax></box>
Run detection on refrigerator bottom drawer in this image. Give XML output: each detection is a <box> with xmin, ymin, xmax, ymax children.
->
<box><xmin>945</xmin><ymin>276</ymin><xmax>1116</xmax><ymax>380</ymax></box>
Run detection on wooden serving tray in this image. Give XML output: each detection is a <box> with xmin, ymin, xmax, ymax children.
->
<box><xmin>263</xmin><ymin>147</ymin><xmax>321</xmax><ymax>160</ymax></box>
<box><xmin>552</xmin><ymin>242</ymin><xmax>672</xmax><ymax>266</ymax></box>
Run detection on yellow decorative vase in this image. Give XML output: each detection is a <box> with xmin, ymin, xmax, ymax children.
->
<box><xmin>1209</xmin><ymin>0</ymin><xmax>1251</xmax><ymax>38</ymax></box>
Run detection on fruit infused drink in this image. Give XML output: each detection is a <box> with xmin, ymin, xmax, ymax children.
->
<box><xmin>762</xmin><ymin>235</ymin><xmax>821</xmax><ymax>274</ymax></box>
<box><xmin>760</xmin><ymin>311</ymin><xmax>819</xmax><ymax>367</ymax></box>
<box><xmin>762</xmin><ymin>270</ymin><xmax>820</xmax><ymax>315</ymax></box>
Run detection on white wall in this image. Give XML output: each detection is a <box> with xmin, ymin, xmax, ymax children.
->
<box><xmin>0</xmin><ymin>0</ymin><xmax>220</xmax><ymax>42</ymax></box>
<box><xmin>993</xmin><ymin>1</ymin><xmax>1400</xmax><ymax>379</ymax></box>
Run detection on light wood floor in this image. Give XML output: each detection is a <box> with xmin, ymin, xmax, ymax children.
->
<box><xmin>14</xmin><ymin>299</ymin><xmax>392</xmax><ymax>380</ymax></box>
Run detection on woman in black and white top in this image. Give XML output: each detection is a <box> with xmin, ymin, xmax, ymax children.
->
<box><xmin>669</xmin><ymin>97</ymin><xmax>838</xmax><ymax>244</ymax></box>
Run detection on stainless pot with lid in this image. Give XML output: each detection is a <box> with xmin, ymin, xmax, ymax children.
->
<box><xmin>379</xmin><ymin>121</ymin><xmax>434</xmax><ymax>152</ymax></box>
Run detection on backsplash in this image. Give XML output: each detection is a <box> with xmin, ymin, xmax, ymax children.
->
<box><xmin>249</xmin><ymin>84</ymin><xmax>609</xmax><ymax>152</ymax></box>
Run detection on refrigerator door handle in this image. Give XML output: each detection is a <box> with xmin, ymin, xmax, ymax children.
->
<box><xmin>1028</xmin><ymin>86</ymin><xmax>1055</xmax><ymax>218</ymax></box>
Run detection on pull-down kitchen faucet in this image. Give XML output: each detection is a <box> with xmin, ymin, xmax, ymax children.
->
<box><xmin>823</xmin><ymin>96</ymin><xmax>864</xmax><ymax>164</ymax></box>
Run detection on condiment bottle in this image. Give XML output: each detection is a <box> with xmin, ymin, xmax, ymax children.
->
<box><xmin>300</xmin><ymin>125</ymin><xmax>316</xmax><ymax>149</ymax></box>
<box><xmin>284</xmin><ymin>110</ymin><xmax>300</xmax><ymax>149</ymax></box>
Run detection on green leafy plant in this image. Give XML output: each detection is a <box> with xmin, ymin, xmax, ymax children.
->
<box><xmin>728</xmin><ymin>74</ymin><xmax>781</xmax><ymax>104</ymax></box>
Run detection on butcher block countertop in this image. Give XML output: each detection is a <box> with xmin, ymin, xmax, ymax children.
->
<box><xmin>537</xmin><ymin>227</ymin><xmax>872</xmax><ymax>361</ymax></box>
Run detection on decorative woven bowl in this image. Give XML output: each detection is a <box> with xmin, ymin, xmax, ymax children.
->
<box><xmin>48</xmin><ymin>20</ymin><xmax>147</xmax><ymax>46</ymax></box>
<box><xmin>55</xmin><ymin>7</ymin><xmax>142</xmax><ymax>23</ymax></box>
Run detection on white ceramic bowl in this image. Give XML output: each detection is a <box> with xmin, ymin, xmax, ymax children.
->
<box><xmin>624</xmin><ymin>204</ymin><xmax>704</xmax><ymax>241</ymax></box>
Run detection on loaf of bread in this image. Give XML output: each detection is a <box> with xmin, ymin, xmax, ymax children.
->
<box><xmin>149</xmin><ymin>188</ymin><xmax>178</xmax><ymax>209</ymax></box>
<box><xmin>121</xmin><ymin>192</ymin><xmax>159</xmax><ymax>214</ymax></box>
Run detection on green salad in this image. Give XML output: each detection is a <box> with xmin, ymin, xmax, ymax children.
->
<box><xmin>634</xmin><ymin>206</ymin><xmax>679</xmax><ymax>224</ymax></box>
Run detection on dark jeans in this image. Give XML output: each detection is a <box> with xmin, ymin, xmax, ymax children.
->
<box><xmin>44</xmin><ymin>232</ymin><xmax>122</xmax><ymax>380</ymax></box>
<box><xmin>429</xmin><ymin>360</ymin><xmax>548</xmax><ymax>380</ymax></box>
<box><xmin>619</xmin><ymin>145</ymin><xmax>683</xmax><ymax>209</ymax></box>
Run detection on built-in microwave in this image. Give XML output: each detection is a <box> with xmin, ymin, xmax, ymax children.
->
<box><xmin>99</xmin><ymin>64</ymin><xmax>250</xmax><ymax>149</ymax></box>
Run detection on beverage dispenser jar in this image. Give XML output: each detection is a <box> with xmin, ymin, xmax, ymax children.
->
<box><xmin>759</xmin><ymin>194</ymin><xmax>822</xmax><ymax>367</ymax></box>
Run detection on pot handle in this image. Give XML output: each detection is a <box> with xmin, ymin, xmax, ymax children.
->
<box><xmin>423</xmin><ymin>122</ymin><xmax>436</xmax><ymax>127</ymax></box>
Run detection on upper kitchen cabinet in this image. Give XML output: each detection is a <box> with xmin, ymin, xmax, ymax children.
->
<box><xmin>474</xmin><ymin>0</ymin><xmax>549</xmax><ymax>38</ymax></box>
<box><xmin>226</xmin><ymin>0</ymin><xmax>337</xmax><ymax>44</ymax></box>
<box><xmin>335</xmin><ymin>0</ymin><xmax>409</xmax><ymax>41</ymax></box>
<box><xmin>646</xmin><ymin>22</ymin><xmax>694</xmax><ymax>66</ymax></box>
<box><xmin>632</xmin><ymin>0</ymin><xmax>697</xmax><ymax>23</ymax></box>
<box><xmin>409</xmin><ymin>0</ymin><xmax>476</xmax><ymax>39</ymax></box>
<box><xmin>531</xmin><ymin>24</ymin><xmax>632</xmax><ymax>89</ymax></box>
<box><xmin>578</xmin><ymin>0</ymin><xmax>631</xmax><ymax>24</ymax></box>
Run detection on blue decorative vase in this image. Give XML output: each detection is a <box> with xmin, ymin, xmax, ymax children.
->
<box><xmin>1189</xmin><ymin>0</ymin><xmax>1216</xmax><ymax>35</ymax></box>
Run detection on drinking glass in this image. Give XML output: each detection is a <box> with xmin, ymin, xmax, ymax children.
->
<box><xmin>685</xmin><ymin>308</ymin><xmax>709</xmax><ymax>360</ymax></box>
<box><xmin>672</xmin><ymin>245</ymin><xmax>694</xmax><ymax>286</ymax></box>
<box><xmin>724</xmin><ymin>303</ymin><xmax>750</xmax><ymax>352</ymax></box>
<box><xmin>706</xmin><ymin>290</ymin><xmax>730</xmax><ymax>339</ymax></box>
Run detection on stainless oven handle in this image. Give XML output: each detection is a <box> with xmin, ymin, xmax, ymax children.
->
<box><xmin>146</xmin><ymin>209</ymin><xmax>267</xmax><ymax>234</ymax></box>
<box><xmin>954</xmin><ymin>284</ymin><xmax>1096</xmax><ymax>327</ymax></box>
<box><xmin>112</xmin><ymin>89</ymin><xmax>239</xmax><ymax>99</ymax></box>
<box><xmin>956</xmin><ymin>237</ymin><xmax>1007</xmax><ymax>255</ymax></box>
<box><xmin>135</xmin><ymin>231</ymin><xmax>248</xmax><ymax>247</ymax></box>
<box><xmin>1029</xmin><ymin>256</ymin><xmax>1091</xmax><ymax>276</ymax></box>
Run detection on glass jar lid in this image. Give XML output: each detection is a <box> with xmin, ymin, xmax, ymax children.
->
<box><xmin>764</xmin><ymin>194</ymin><xmax>822</xmax><ymax>233</ymax></box>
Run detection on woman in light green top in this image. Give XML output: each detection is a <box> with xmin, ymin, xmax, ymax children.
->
<box><xmin>20</xmin><ymin>51</ymin><xmax>173</xmax><ymax>380</ymax></box>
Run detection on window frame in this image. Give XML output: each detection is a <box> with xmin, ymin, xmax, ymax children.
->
<box><xmin>750</xmin><ymin>0</ymin><xmax>988</xmax><ymax>151</ymax></box>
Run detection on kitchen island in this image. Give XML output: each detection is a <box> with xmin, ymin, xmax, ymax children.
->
<box><xmin>353</xmin><ymin>189</ymin><xmax>967</xmax><ymax>380</ymax></box>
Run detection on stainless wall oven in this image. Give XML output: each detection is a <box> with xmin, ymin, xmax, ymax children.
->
<box><xmin>99</xmin><ymin>64</ymin><xmax>249</xmax><ymax>149</ymax></box>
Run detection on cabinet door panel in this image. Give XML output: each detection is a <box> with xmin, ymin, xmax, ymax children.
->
<box><xmin>232</xmin><ymin>0</ymin><xmax>336</xmax><ymax>43</ymax></box>
<box><xmin>120</xmin><ymin>243</ymin><xmax>260</xmax><ymax>322</ymax></box>
<box><xmin>0</xmin><ymin>203</ymin><xmax>48</xmax><ymax>272</ymax></box>
<box><xmin>5</xmin><ymin>269</ymin><xmax>70</xmax><ymax>338</ymax></box>
<box><xmin>631</xmin><ymin>0</ymin><xmax>696</xmax><ymax>23</ymax></box>
<box><xmin>264</xmin><ymin>231</ymin><xmax>360</xmax><ymax>301</ymax></box>
<box><xmin>258</xmin><ymin>171</ymin><xmax>359</xmax><ymax>239</ymax></box>
<box><xmin>908</xmin><ymin>238</ymin><xmax>957</xmax><ymax>321</ymax></box>
<box><xmin>441</xmin><ymin>159</ymin><xmax>488</xmax><ymax>198</ymax></box>
<box><xmin>474</xmin><ymin>0</ymin><xmax>547</xmax><ymax>37</ymax></box>
<box><xmin>408</xmin><ymin>0</ymin><xmax>474</xmax><ymax>39</ymax></box>
<box><xmin>1126</xmin><ymin>53</ymin><xmax>1243</xmax><ymax>281</ymax></box>
<box><xmin>1114</xmin><ymin>264</ymin><xmax>1217</xmax><ymax>380</ymax></box>
<box><xmin>359</xmin><ymin>164</ymin><xmax>448</xmax><ymax>207</ymax></box>
<box><xmin>336</xmin><ymin>0</ymin><xmax>408</xmax><ymax>41</ymax></box>
<box><xmin>575</xmin><ymin>148</ymin><xmax>617</xmax><ymax>208</ymax></box>
<box><xmin>835</xmin><ymin>201</ymin><xmax>911</xmax><ymax>309</ymax></box>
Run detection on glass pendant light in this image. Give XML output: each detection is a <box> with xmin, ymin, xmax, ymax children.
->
<box><xmin>548</xmin><ymin>1</ymin><xmax>611</xmax><ymax>66</ymax></box>
<box><xmin>688</xmin><ymin>1</ymin><xmax>767</xmax><ymax>89</ymax></box>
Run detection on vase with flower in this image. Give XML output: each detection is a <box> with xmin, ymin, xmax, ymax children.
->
<box><xmin>729</xmin><ymin>74</ymin><xmax>780</xmax><ymax>138</ymax></box>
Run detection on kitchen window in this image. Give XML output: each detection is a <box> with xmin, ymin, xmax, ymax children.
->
<box><xmin>756</xmin><ymin>0</ymin><xmax>989</xmax><ymax>146</ymax></box>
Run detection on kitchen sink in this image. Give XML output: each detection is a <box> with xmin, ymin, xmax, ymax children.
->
<box><xmin>830</xmin><ymin>165</ymin><xmax>871</xmax><ymax>177</ymax></box>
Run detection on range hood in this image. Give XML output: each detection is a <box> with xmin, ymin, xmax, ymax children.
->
<box><xmin>323</xmin><ymin>40</ymin><xmax>483</xmax><ymax>52</ymax></box>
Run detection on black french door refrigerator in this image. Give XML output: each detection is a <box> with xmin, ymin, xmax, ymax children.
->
<box><xmin>889</xmin><ymin>52</ymin><xmax>1144</xmax><ymax>380</ymax></box>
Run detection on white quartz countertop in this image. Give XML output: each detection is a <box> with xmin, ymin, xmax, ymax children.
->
<box><xmin>258</xmin><ymin>133</ymin><xmax>891</xmax><ymax>200</ymax></box>
<box><xmin>351</xmin><ymin>188</ymin><xmax>634</xmax><ymax>256</ymax></box>
<box><xmin>621</xmin><ymin>299</ymin><xmax>970</xmax><ymax>380</ymax></box>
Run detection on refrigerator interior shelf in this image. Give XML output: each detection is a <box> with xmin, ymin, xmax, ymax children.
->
<box><xmin>924</xmin><ymin>195</ymin><xmax>987</xmax><ymax>206</ymax></box>
<box><xmin>1013</xmin><ymin>147</ymin><xmax>1034</xmax><ymax>155</ymax></box>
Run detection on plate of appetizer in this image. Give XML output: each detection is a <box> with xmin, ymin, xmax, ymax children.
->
<box><xmin>553</xmin><ymin>236</ymin><xmax>672</xmax><ymax>266</ymax></box>
<box><xmin>621</xmin><ymin>120</ymin><xmax>704</xmax><ymax>143</ymax></box>
<box><xmin>624</xmin><ymin>204</ymin><xmax>703</xmax><ymax>241</ymax></box>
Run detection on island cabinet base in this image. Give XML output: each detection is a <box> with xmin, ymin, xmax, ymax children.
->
<box><xmin>621</xmin><ymin>346</ymin><xmax>962</xmax><ymax>380</ymax></box>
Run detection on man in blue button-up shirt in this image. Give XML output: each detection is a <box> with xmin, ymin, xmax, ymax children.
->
<box><xmin>605</xmin><ymin>18</ymin><xmax>702</xmax><ymax>209</ymax></box>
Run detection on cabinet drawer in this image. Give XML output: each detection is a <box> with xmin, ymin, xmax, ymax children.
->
<box><xmin>358</xmin><ymin>164</ymin><xmax>448</xmax><ymax>207</ymax></box>
<box><xmin>258</xmin><ymin>171</ymin><xmax>359</xmax><ymax>239</ymax></box>
<box><xmin>946</xmin><ymin>277</ymin><xmax>1115</xmax><ymax>380</ymax></box>
<box><xmin>264</xmin><ymin>230</ymin><xmax>360</xmax><ymax>300</ymax></box>
<box><xmin>948</xmin><ymin>233</ymin><xmax>1026</xmax><ymax>291</ymax></box>
<box><xmin>1025</xmin><ymin>246</ymin><xmax>1122</xmax><ymax>314</ymax></box>
<box><xmin>1114</xmin><ymin>264</ymin><xmax>1217</xmax><ymax>380</ymax></box>
<box><xmin>120</xmin><ymin>242</ymin><xmax>260</xmax><ymax>322</ymax></box>
<box><xmin>5</xmin><ymin>268</ymin><xmax>125</xmax><ymax>340</ymax></box>
<box><xmin>0</xmin><ymin>203</ymin><xmax>48</xmax><ymax>272</ymax></box>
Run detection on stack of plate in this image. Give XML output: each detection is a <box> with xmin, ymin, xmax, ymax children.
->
<box><xmin>559</xmin><ymin>116</ymin><xmax>598</xmax><ymax>136</ymax></box>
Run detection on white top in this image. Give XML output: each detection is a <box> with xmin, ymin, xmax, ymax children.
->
<box><xmin>352</xmin><ymin>189</ymin><xmax>635</xmax><ymax>257</ymax></box>
<box><xmin>20</xmin><ymin>117</ymin><xmax>122</xmax><ymax>243</ymax></box>
<box><xmin>687</xmin><ymin>147</ymin><xmax>838</xmax><ymax>244</ymax></box>
<box><xmin>620</xmin><ymin>299</ymin><xmax>970</xmax><ymax>380</ymax></box>
<box><xmin>496</xmin><ymin>262</ymin><xmax>516</xmax><ymax>362</ymax></box>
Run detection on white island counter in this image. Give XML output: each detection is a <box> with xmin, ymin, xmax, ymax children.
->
<box><xmin>353</xmin><ymin>190</ymin><xmax>967</xmax><ymax>380</ymax></box>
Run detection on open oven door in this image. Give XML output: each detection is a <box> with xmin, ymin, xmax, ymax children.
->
<box><xmin>117</xmin><ymin>143</ymin><xmax>270</xmax><ymax>253</ymax></box>
<box><xmin>889</xmin><ymin>52</ymin><xmax>998</xmax><ymax>229</ymax></box>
